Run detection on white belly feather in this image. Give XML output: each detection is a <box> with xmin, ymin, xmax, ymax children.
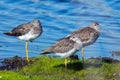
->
<box><xmin>56</xmin><ymin>48</ymin><xmax>76</xmax><ymax>58</ymax></box>
<box><xmin>18</xmin><ymin>30</ymin><xmax>39</xmax><ymax>41</ymax></box>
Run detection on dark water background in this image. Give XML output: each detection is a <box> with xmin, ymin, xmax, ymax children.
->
<box><xmin>0</xmin><ymin>0</ymin><xmax>120</xmax><ymax>59</ymax></box>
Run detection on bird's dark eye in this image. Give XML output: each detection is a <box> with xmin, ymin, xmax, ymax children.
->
<box><xmin>95</xmin><ymin>23</ymin><xmax>99</xmax><ymax>26</ymax></box>
<box><xmin>95</xmin><ymin>24</ymin><xmax>98</xmax><ymax>26</ymax></box>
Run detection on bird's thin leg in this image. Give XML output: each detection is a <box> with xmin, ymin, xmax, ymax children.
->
<box><xmin>64</xmin><ymin>58</ymin><xmax>68</xmax><ymax>68</ymax></box>
<box><xmin>25</xmin><ymin>41</ymin><xmax>29</xmax><ymax>62</ymax></box>
<box><xmin>82</xmin><ymin>48</ymin><xmax>84</xmax><ymax>63</ymax></box>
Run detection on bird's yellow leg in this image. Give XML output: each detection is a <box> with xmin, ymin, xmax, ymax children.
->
<box><xmin>64</xmin><ymin>58</ymin><xmax>68</xmax><ymax>68</ymax></box>
<box><xmin>82</xmin><ymin>48</ymin><xmax>84</xmax><ymax>63</ymax></box>
<box><xmin>25</xmin><ymin>41</ymin><xmax>29</xmax><ymax>62</ymax></box>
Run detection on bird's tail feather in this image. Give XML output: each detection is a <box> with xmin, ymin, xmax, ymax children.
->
<box><xmin>41</xmin><ymin>52</ymin><xmax>50</xmax><ymax>54</ymax></box>
<box><xmin>3</xmin><ymin>32</ymin><xmax>14</xmax><ymax>36</ymax></box>
<box><xmin>40</xmin><ymin>50</ymin><xmax>50</xmax><ymax>55</ymax></box>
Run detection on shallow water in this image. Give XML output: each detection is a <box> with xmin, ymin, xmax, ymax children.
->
<box><xmin>0</xmin><ymin>0</ymin><xmax>120</xmax><ymax>59</ymax></box>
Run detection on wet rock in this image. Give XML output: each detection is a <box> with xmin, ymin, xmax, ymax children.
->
<box><xmin>69</xmin><ymin>54</ymin><xmax>79</xmax><ymax>60</ymax></box>
<box><xmin>0</xmin><ymin>56</ymin><xmax>34</xmax><ymax>70</ymax></box>
<box><xmin>111</xmin><ymin>51</ymin><xmax>120</xmax><ymax>57</ymax></box>
<box><xmin>89</xmin><ymin>57</ymin><xmax>120</xmax><ymax>63</ymax></box>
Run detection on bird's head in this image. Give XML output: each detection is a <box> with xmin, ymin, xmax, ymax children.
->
<box><xmin>90</xmin><ymin>22</ymin><xmax>101</xmax><ymax>31</ymax></box>
<box><xmin>31</xmin><ymin>19</ymin><xmax>41</xmax><ymax>27</ymax></box>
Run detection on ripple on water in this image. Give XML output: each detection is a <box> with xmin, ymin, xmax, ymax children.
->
<box><xmin>0</xmin><ymin>0</ymin><xmax>120</xmax><ymax>60</ymax></box>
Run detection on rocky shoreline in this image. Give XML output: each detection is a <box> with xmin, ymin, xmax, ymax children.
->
<box><xmin>0</xmin><ymin>56</ymin><xmax>119</xmax><ymax>70</ymax></box>
<box><xmin>0</xmin><ymin>56</ymin><xmax>34</xmax><ymax>70</ymax></box>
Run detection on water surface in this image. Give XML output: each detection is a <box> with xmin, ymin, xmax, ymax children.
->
<box><xmin>0</xmin><ymin>0</ymin><xmax>120</xmax><ymax>59</ymax></box>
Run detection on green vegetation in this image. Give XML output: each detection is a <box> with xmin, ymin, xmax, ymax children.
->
<box><xmin>0</xmin><ymin>56</ymin><xmax>120</xmax><ymax>80</ymax></box>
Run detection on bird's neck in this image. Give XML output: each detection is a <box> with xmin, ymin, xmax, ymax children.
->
<box><xmin>32</xmin><ymin>22</ymin><xmax>42</xmax><ymax>31</ymax></box>
<box><xmin>91</xmin><ymin>26</ymin><xmax>100</xmax><ymax>32</ymax></box>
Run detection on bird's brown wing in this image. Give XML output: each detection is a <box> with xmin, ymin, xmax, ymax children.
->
<box><xmin>68</xmin><ymin>27</ymin><xmax>99</xmax><ymax>43</ymax></box>
<box><xmin>42</xmin><ymin>39</ymin><xmax>75</xmax><ymax>54</ymax></box>
<box><xmin>11</xmin><ymin>22</ymin><xmax>33</xmax><ymax>36</ymax></box>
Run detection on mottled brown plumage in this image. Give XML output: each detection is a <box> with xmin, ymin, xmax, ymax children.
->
<box><xmin>59</xmin><ymin>22</ymin><xmax>100</xmax><ymax>47</ymax></box>
<box><xmin>67</xmin><ymin>27</ymin><xmax>99</xmax><ymax>47</ymax></box>
<box><xmin>9</xmin><ymin>23</ymin><xmax>34</xmax><ymax>36</ymax></box>
<box><xmin>42</xmin><ymin>38</ymin><xmax>75</xmax><ymax>54</ymax></box>
<box><xmin>42</xmin><ymin>37</ymin><xmax>82</xmax><ymax>68</ymax></box>
<box><xmin>3</xmin><ymin>20</ymin><xmax>42</xmax><ymax>38</ymax></box>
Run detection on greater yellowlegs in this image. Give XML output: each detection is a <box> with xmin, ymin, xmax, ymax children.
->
<box><xmin>62</xmin><ymin>22</ymin><xmax>100</xmax><ymax>62</ymax></box>
<box><xmin>4</xmin><ymin>19</ymin><xmax>42</xmax><ymax>62</ymax></box>
<box><xmin>41</xmin><ymin>37</ymin><xmax>82</xmax><ymax>68</ymax></box>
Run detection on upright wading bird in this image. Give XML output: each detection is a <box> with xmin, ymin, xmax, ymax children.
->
<box><xmin>41</xmin><ymin>37</ymin><xmax>82</xmax><ymax>68</ymax></box>
<box><xmin>4</xmin><ymin>19</ymin><xmax>42</xmax><ymax>62</ymax></box>
<box><xmin>63</xmin><ymin>22</ymin><xmax>101</xmax><ymax>62</ymax></box>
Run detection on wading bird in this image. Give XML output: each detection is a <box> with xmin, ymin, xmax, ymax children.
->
<box><xmin>4</xmin><ymin>19</ymin><xmax>42</xmax><ymax>62</ymax></box>
<box><xmin>41</xmin><ymin>37</ymin><xmax>82</xmax><ymax>68</ymax></box>
<box><xmin>63</xmin><ymin>22</ymin><xmax>100</xmax><ymax>62</ymax></box>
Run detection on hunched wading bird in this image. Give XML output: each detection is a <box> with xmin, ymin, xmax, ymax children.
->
<box><xmin>41</xmin><ymin>37</ymin><xmax>82</xmax><ymax>68</ymax></box>
<box><xmin>3</xmin><ymin>19</ymin><xmax>42</xmax><ymax>62</ymax></box>
<box><xmin>62</xmin><ymin>22</ymin><xmax>101</xmax><ymax>62</ymax></box>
